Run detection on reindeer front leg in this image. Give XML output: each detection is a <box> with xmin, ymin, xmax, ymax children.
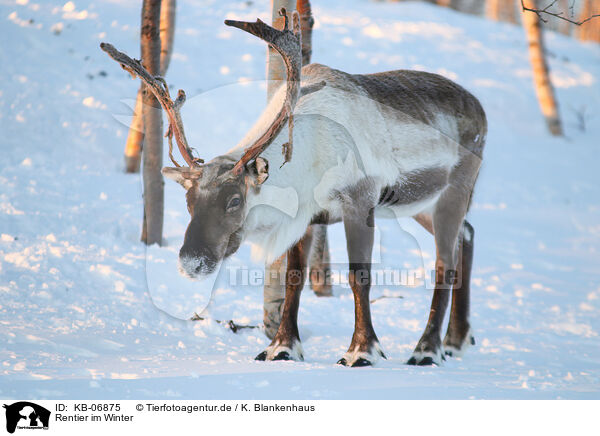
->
<box><xmin>255</xmin><ymin>231</ymin><xmax>312</xmax><ymax>362</ymax></box>
<box><xmin>338</xmin><ymin>207</ymin><xmax>386</xmax><ymax>367</ymax></box>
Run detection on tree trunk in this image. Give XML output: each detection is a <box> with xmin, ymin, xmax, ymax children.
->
<box><xmin>503</xmin><ymin>0</ymin><xmax>517</xmax><ymax>24</ymax></box>
<box><xmin>487</xmin><ymin>0</ymin><xmax>517</xmax><ymax>23</ymax></box>
<box><xmin>266</xmin><ymin>1</ymin><xmax>297</xmax><ymax>100</ymax></box>
<box><xmin>437</xmin><ymin>0</ymin><xmax>483</xmax><ymax>15</ymax></box>
<box><xmin>263</xmin><ymin>254</ymin><xmax>286</xmax><ymax>339</ymax></box>
<box><xmin>297</xmin><ymin>0</ymin><xmax>314</xmax><ymax>66</ymax></box>
<box><xmin>262</xmin><ymin>0</ymin><xmax>297</xmax><ymax>340</ymax></box>
<box><xmin>160</xmin><ymin>0</ymin><xmax>176</xmax><ymax>74</ymax></box>
<box><xmin>578</xmin><ymin>0</ymin><xmax>600</xmax><ymax>42</ymax></box>
<box><xmin>263</xmin><ymin>0</ymin><xmax>328</xmax><ymax>338</ymax></box>
<box><xmin>140</xmin><ymin>0</ymin><xmax>164</xmax><ymax>245</ymax></box>
<box><xmin>124</xmin><ymin>89</ymin><xmax>144</xmax><ymax>173</ymax></box>
<box><xmin>124</xmin><ymin>0</ymin><xmax>176</xmax><ymax>173</ymax></box>
<box><xmin>308</xmin><ymin>224</ymin><xmax>332</xmax><ymax>296</ymax></box>
<box><xmin>521</xmin><ymin>0</ymin><xmax>563</xmax><ymax>135</ymax></box>
<box><xmin>487</xmin><ymin>0</ymin><xmax>501</xmax><ymax>20</ymax></box>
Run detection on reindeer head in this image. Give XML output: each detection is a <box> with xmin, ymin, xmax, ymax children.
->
<box><xmin>162</xmin><ymin>156</ymin><xmax>269</xmax><ymax>278</ymax></box>
<box><xmin>160</xmin><ymin>9</ymin><xmax>302</xmax><ymax>279</ymax></box>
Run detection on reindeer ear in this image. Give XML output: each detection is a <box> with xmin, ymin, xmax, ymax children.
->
<box><xmin>247</xmin><ymin>157</ymin><xmax>269</xmax><ymax>185</ymax></box>
<box><xmin>162</xmin><ymin>167</ymin><xmax>202</xmax><ymax>190</ymax></box>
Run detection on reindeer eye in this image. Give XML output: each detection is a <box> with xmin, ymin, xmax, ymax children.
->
<box><xmin>226</xmin><ymin>195</ymin><xmax>241</xmax><ymax>212</ymax></box>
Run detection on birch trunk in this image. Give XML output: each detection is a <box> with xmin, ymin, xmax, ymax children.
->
<box><xmin>266</xmin><ymin>1</ymin><xmax>296</xmax><ymax>100</ymax></box>
<box><xmin>487</xmin><ymin>0</ymin><xmax>517</xmax><ymax>23</ymax></box>
<box><xmin>521</xmin><ymin>0</ymin><xmax>562</xmax><ymax>135</ymax></box>
<box><xmin>159</xmin><ymin>0</ymin><xmax>176</xmax><ymax>75</ymax></box>
<box><xmin>487</xmin><ymin>0</ymin><xmax>501</xmax><ymax>20</ymax></box>
<box><xmin>140</xmin><ymin>0</ymin><xmax>164</xmax><ymax>245</ymax></box>
<box><xmin>504</xmin><ymin>0</ymin><xmax>517</xmax><ymax>24</ymax></box>
<box><xmin>297</xmin><ymin>0</ymin><xmax>313</xmax><ymax>66</ymax></box>
<box><xmin>124</xmin><ymin>90</ymin><xmax>144</xmax><ymax>173</ymax></box>
<box><xmin>124</xmin><ymin>0</ymin><xmax>176</xmax><ymax>173</ymax></box>
<box><xmin>578</xmin><ymin>0</ymin><xmax>600</xmax><ymax>42</ymax></box>
<box><xmin>262</xmin><ymin>0</ymin><xmax>297</xmax><ymax>340</ymax></box>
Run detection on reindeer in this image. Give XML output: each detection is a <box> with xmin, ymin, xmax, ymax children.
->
<box><xmin>102</xmin><ymin>7</ymin><xmax>485</xmax><ymax>367</ymax></box>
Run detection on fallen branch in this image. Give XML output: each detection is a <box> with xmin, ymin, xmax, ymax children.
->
<box><xmin>190</xmin><ymin>313</ymin><xmax>261</xmax><ymax>333</ymax></box>
<box><xmin>370</xmin><ymin>295</ymin><xmax>404</xmax><ymax>304</ymax></box>
<box><xmin>100</xmin><ymin>42</ymin><xmax>203</xmax><ymax>167</ymax></box>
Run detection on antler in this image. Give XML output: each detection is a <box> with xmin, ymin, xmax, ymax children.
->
<box><xmin>100</xmin><ymin>42</ymin><xmax>203</xmax><ymax>168</ymax></box>
<box><xmin>225</xmin><ymin>8</ymin><xmax>302</xmax><ymax>175</ymax></box>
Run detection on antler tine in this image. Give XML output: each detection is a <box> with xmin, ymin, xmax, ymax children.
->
<box><xmin>100</xmin><ymin>42</ymin><xmax>203</xmax><ymax>168</ymax></box>
<box><xmin>224</xmin><ymin>10</ymin><xmax>302</xmax><ymax>175</ymax></box>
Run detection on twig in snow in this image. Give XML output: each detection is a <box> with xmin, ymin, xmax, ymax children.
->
<box><xmin>190</xmin><ymin>313</ymin><xmax>261</xmax><ymax>333</ymax></box>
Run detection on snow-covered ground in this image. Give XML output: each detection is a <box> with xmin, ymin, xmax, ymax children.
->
<box><xmin>1</xmin><ymin>0</ymin><xmax>599</xmax><ymax>399</ymax></box>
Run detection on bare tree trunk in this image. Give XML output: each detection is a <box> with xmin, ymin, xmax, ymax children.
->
<box><xmin>295</xmin><ymin>0</ymin><xmax>332</xmax><ymax>297</ymax></box>
<box><xmin>124</xmin><ymin>0</ymin><xmax>176</xmax><ymax>173</ymax></box>
<box><xmin>140</xmin><ymin>0</ymin><xmax>164</xmax><ymax>245</ymax></box>
<box><xmin>521</xmin><ymin>0</ymin><xmax>563</xmax><ymax>135</ymax></box>
<box><xmin>308</xmin><ymin>225</ymin><xmax>332</xmax><ymax>296</ymax></box>
<box><xmin>124</xmin><ymin>90</ymin><xmax>144</xmax><ymax>173</ymax></box>
<box><xmin>436</xmin><ymin>0</ymin><xmax>484</xmax><ymax>15</ymax></box>
<box><xmin>160</xmin><ymin>0</ymin><xmax>176</xmax><ymax>74</ymax></box>
<box><xmin>503</xmin><ymin>0</ymin><xmax>517</xmax><ymax>23</ymax></box>
<box><xmin>262</xmin><ymin>0</ymin><xmax>297</xmax><ymax>340</ymax></box>
<box><xmin>266</xmin><ymin>1</ymin><xmax>296</xmax><ymax>100</ymax></box>
<box><xmin>297</xmin><ymin>0</ymin><xmax>313</xmax><ymax>66</ymax></box>
<box><xmin>487</xmin><ymin>0</ymin><xmax>501</xmax><ymax>20</ymax></box>
<box><xmin>263</xmin><ymin>254</ymin><xmax>286</xmax><ymax>339</ymax></box>
<box><xmin>488</xmin><ymin>0</ymin><xmax>517</xmax><ymax>23</ymax></box>
<box><xmin>261</xmin><ymin>0</ymin><xmax>328</xmax><ymax>337</ymax></box>
<box><xmin>578</xmin><ymin>0</ymin><xmax>600</xmax><ymax>42</ymax></box>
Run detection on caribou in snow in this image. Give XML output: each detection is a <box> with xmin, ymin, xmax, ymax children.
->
<box><xmin>102</xmin><ymin>8</ymin><xmax>486</xmax><ymax>367</ymax></box>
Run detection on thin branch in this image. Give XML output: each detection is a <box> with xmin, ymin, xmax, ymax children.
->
<box><xmin>100</xmin><ymin>42</ymin><xmax>203</xmax><ymax>167</ymax></box>
<box><xmin>370</xmin><ymin>295</ymin><xmax>404</xmax><ymax>304</ymax></box>
<box><xmin>190</xmin><ymin>313</ymin><xmax>260</xmax><ymax>333</ymax></box>
<box><xmin>520</xmin><ymin>0</ymin><xmax>600</xmax><ymax>25</ymax></box>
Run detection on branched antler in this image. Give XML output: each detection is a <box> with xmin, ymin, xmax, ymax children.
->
<box><xmin>225</xmin><ymin>8</ymin><xmax>302</xmax><ymax>175</ymax></box>
<box><xmin>520</xmin><ymin>0</ymin><xmax>600</xmax><ymax>25</ymax></box>
<box><xmin>100</xmin><ymin>42</ymin><xmax>203</xmax><ymax>168</ymax></box>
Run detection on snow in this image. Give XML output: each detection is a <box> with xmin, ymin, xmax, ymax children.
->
<box><xmin>1</xmin><ymin>0</ymin><xmax>599</xmax><ymax>399</ymax></box>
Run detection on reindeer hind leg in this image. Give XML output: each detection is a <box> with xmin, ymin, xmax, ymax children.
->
<box><xmin>408</xmin><ymin>186</ymin><xmax>470</xmax><ymax>366</ymax></box>
<box><xmin>443</xmin><ymin>220</ymin><xmax>476</xmax><ymax>358</ymax></box>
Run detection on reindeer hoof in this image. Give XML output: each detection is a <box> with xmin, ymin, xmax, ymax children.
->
<box><xmin>407</xmin><ymin>356</ymin><xmax>436</xmax><ymax>366</ymax></box>
<box><xmin>255</xmin><ymin>341</ymin><xmax>304</xmax><ymax>362</ymax></box>
<box><xmin>272</xmin><ymin>351</ymin><xmax>291</xmax><ymax>361</ymax></box>
<box><xmin>337</xmin><ymin>356</ymin><xmax>376</xmax><ymax>367</ymax></box>
<box><xmin>337</xmin><ymin>341</ymin><xmax>385</xmax><ymax>367</ymax></box>
<box><xmin>407</xmin><ymin>349</ymin><xmax>443</xmax><ymax>366</ymax></box>
<box><xmin>443</xmin><ymin>327</ymin><xmax>475</xmax><ymax>359</ymax></box>
<box><xmin>255</xmin><ymin>351</ymin><xmax>268</xmax><ymax>361</ymax></box>
<box><xmin>351</xmin><ymin>358</ymin><xmax>373</xmax><ymax>367</ymax></box>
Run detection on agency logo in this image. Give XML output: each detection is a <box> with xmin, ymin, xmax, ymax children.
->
<box><xmin>2</xmin><ymin>402</ymin><xmax>50</xmax><ymax>434</ymax></box>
